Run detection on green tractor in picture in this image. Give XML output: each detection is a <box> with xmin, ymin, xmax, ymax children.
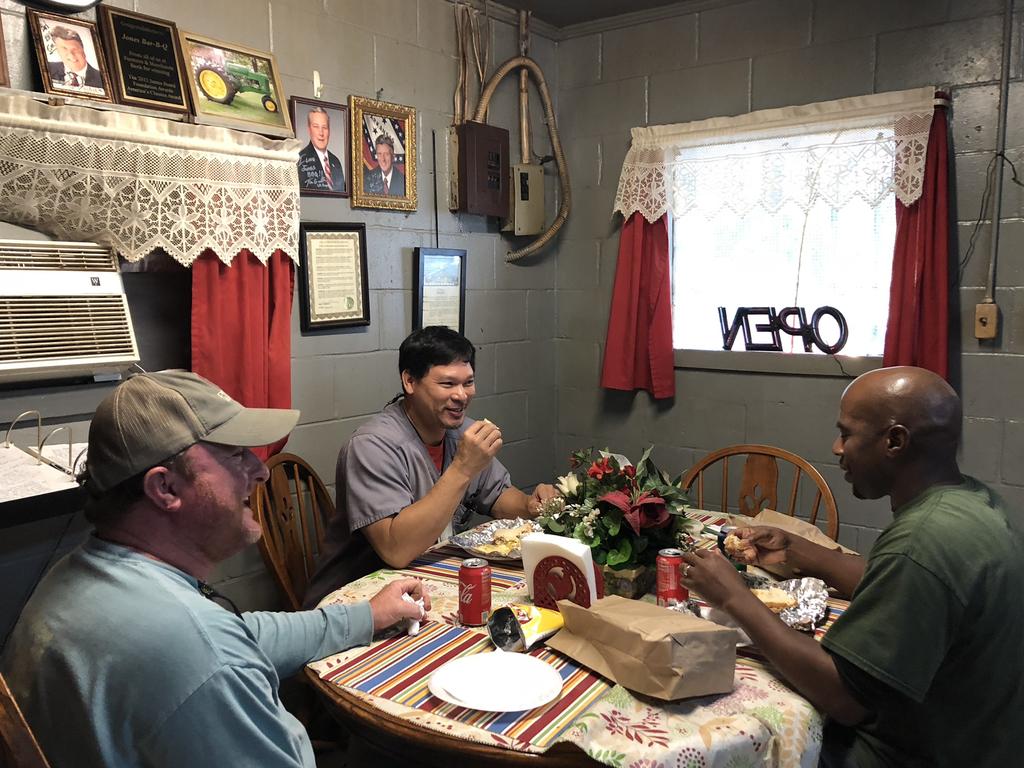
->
<box><xmin>195</xmin><ymin>59</ymin><xmax>279</xmax><ymax>113</ymax></box>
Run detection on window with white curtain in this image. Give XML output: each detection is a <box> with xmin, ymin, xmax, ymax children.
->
<box><xmin>612</xmin><ymin>87</ymin><xmax>936</xmax><ymax>366</ymax></box>
<box><xmin>670</xmin><ymin>124</ymin><xmax>897</xmax><ymax>356</ymax></box>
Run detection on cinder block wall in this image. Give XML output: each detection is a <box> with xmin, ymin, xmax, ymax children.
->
<box><xmin>0</xmin><ymin>0</ymin><xmax>559</xmax><ymax>629</ymax></box>
<box><xmin>552</xmin><ymin>0</ymin><xmax>1024</xmax><ymax>552</ymax></box>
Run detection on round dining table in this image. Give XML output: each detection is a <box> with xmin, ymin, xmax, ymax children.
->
<box><xmin>306</xmin><ymin>515</ymin><xmax>842</xmax><ymax>768</ymax></box>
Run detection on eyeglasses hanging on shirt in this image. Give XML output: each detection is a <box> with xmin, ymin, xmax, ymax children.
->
<box><xmin>198</xmin><ymin>580</ymin><xmax>243</xmax><ymax>618</ymax></box>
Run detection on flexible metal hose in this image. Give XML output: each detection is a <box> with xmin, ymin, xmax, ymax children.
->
<box><xmin>473</xmin><ymin>56</ymin><xmax>571</xmax><ymax>263</ymax></box>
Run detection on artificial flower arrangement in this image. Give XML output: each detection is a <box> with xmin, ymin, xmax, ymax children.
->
<box><xmin>536</xmin><ymin>447</ymin><xmax>701</xmax><ymax>575</ymax></box>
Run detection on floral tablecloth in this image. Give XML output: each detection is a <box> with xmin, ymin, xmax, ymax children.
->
<box><xmin>309</xmin><ymin>535</ymin><xmax>829</xmax><ymax>767</ymax></box>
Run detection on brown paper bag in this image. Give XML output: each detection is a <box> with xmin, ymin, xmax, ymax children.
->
<box><xmin>546</xmin><ymin>596</ymin><xmax>737</xmax><ymax>701</ymax></box>
<box><xmin>738</xmin><ymin>509</ymin><xmax>858</xmax><ymax>579</ymax></box>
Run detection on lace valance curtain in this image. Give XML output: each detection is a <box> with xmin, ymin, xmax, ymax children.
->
<box><xmin>0</xmin><ymin>92</ymin><xmax>301</xmax><ymax>266</ymax></box>
<box><xmin>613</xmin><ymin>87</ymin><xmax>938</xmax><ymax>224</ymax></box>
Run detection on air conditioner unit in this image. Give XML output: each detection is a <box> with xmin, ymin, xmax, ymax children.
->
<box><xmin>0</xmin><ymin>240</ymin><xmax>140</xmax><ymax>385</ymax></box>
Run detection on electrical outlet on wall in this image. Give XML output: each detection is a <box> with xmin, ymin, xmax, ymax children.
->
<box><xmin>975</xmin><ymin>302</ymin><xmax>999</xmax><ymax>339</ymax></box>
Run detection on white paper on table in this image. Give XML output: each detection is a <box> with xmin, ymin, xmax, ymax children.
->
<box><xmin>0</xmin><ymin>444</ymin><xmax>78</xmax><ymax>503</ymax></box>
<box><xmin>520</xmin><ymin>533</ymin><xmax>598</xmax><ymax>605</ymax></box>
<box><xmin>27</xmin><ymin>442</ymin><xmax>89</xmax><ymax>473</ymax></box>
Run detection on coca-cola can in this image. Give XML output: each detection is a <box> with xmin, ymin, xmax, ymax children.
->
<box><xmin>656</xmin><ymin>548</ymin><xmax>689</xmax><ymax>606</ymax></box>
<box><xmin>458</xmin><ymin>557</ymin><xmax>492</xmax><ymax>626</ymax></box>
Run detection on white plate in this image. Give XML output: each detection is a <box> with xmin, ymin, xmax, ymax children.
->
<box><xmin>428</xmin><ymin>651</ymin><xmax>563</xmax><ymax>711</ymax></box>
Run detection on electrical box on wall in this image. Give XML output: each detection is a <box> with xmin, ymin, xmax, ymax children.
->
<box><xmin>454</xmin><ymin>121</ymin><xmax>509</xmax><ymax>217</ymax></box>
<box><xmin>502</xmin><ymin>163</ymin><xmax>545</xmax><ymax>236</ymax></box>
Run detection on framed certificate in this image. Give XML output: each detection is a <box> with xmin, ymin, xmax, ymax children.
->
<box><xmin>298</xmin><ymin>223</ymin><xmax>370</xmax><ymax>332</ymax></box>
<box><xmin>414</xmin><ymin>248</ymin><xmax>466</xmax><ymax>334</ymax></box>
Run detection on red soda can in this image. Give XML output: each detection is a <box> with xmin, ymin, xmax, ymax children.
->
<box><xmin>458</xmin><ymin>557</ymin><xmax>492</xmax><ymax>626</ymax></box>
<box><xmin>657</xmin><ymin>548</ymin><xmax>689</xmax><ymax>606</ymax></box>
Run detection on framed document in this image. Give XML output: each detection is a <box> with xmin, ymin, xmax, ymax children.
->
<box><xmin>99</xmin><ymin>7</ymin><xmax>189</xmax><ymax>114</ymax></box>
<box><xmin>298</xmin><ymin>223</ymin><xmax>370</xmax><ymax>332</ymax></box>
<box><xmin>414</xmin><ymin>248</ymin><xmax>466</xmax><ymax>334</ymax></box>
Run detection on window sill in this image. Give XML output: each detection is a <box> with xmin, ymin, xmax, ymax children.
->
<box><xmin>674</xmin><ymin>349</ymin><xmax>882</xmax><ymax>378</ymax></box>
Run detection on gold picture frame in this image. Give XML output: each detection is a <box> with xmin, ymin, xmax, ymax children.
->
<box><xmin>350</xmin><ymin>95</ymin><xmax>417</xmax><ymax>211</ymax></box>
<box><xmin>178</xmin><ymin>30</ymin><xmax>291</xmax><ymax>137</ymax></box>
<box><xmin>28</xmin><ymin>10</ymin><xmax>114</xmax><ymax>103</ymax></box>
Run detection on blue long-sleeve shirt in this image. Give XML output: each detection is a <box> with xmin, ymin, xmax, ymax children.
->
<box><xmin>1</xmin><ymin>535</ymin><xmax>372</xmax><ymax>767</ymax></box>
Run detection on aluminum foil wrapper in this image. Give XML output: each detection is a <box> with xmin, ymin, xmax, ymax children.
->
<box><xmin>671</xmin><ymin>573</ymin><xmax>829</xmax><ymax>635</ymax></box>
<box><xmin>449</xmin><ymin>518</ymin><xmax>541</xmax><ymax>561</ymax></box>
<box><xmin>775</xmin><ymin>577</ymin><xmax>829</xmax><ymax>630</ymax></box>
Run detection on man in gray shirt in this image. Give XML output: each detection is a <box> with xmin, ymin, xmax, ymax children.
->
<box><xmin>305</xmin><ymin>327</ymin><xmax>556</xmax><ymax>606</ymax></box>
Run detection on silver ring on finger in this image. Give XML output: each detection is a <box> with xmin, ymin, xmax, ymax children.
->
<box><xmin>683</xmin><ymin>564</ymin><xmax>692</xmax><ymax>578</ymax></box>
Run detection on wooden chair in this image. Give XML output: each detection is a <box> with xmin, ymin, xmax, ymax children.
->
<box><xmin>0</xmin><ymin>673</ymin><xmax>50</xmax><ymax>768</ymax></box>
<box><xmin>252</xmin><ymin>452</ymin><xmax>335</xmax><ymax>611</ymax></box>
<box><xmin>681</xmin><ymin>444</ymin><xmax>839</xmax><ymax>540</ymax></box>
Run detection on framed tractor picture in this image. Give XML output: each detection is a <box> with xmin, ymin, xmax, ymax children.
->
<box><xmin>178</xmin><ymin>30</ymin><xmax>291</xmax><ymax>137</ymax></box>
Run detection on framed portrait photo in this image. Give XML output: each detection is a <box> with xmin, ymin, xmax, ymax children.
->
<box><xmin>414</xmin><ymin>248</ymin><xmax>466</xmax><ymax>334</ymax></box>
<box><xmin>298</xmin><ymin>223</ymin><xmax>370</xmax><ymax>332</ymax></box>
<box><xmin>350</xmin><ymin>95</ymin><xmax>417</xmax><ymax>211</ymax></box>
<box><xmin>290</xmin><ymin>96</ymin><xmax>349</xmax><ymax>198</ymax></box>
<box><xmin>28</xmin><ymin>10</ymin><xmax>113</xmax><ymax>102</ymax></box>
<box><xmin>98</xmin><ymin>7</ymin><xmax>189</xmax><ymax>114</ymax></box>
<box><xmin>178</xmin><ymin>31</ymin><xmax>292</xmax><ymax>137</ymax></box>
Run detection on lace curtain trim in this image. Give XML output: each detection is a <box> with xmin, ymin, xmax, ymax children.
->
<box><xmin>0</xmin><ymin>92</ymin><xmax>302</xmax><ymax>266</ymax></box>
<box><xmin>614</xmin><ymin>87</ymin><xmax>938</xmax><ymax>223</ymax></box>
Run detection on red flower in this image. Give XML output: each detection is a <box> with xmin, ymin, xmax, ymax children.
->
<box><xmin>621</xmin><ymin>465</ymin><xmax>636</xmax><ymax>479</ymax></box>
<box><xmin>599</xmin><ymin>490</ymin><xmax>670</xmax><ymax>535</ymax></box>
<box><xmin>588</xmin><ymin>457</ymin><xmax>613</xmax><ymax>480</ymax></box>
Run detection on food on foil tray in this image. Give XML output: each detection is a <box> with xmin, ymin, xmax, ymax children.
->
<box><xmin>472</xmin><ymin>522</ymin><xmax>536</xmax><ymax>557</ymax></box>
<box><xmin>751</xmin><ymin>587</ymin><xmax>799</xmax><ymax>613</ymax></box>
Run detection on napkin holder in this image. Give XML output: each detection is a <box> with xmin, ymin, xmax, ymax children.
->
<box><xmin>521</xmin><ymin>533</ymin><xmax>601</xmax><ymax>610</ymax></box>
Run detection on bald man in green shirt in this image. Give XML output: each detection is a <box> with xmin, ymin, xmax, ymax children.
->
<box><xmin>680</xmin><ymin>366</ymin><xmax>1024</xmax><ymax>767</ymax></box>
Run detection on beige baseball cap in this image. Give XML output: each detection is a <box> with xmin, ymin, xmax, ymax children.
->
<box><xmin>87</xmin><ymin>370</ymin><xmax>300</xmax><ymax>492</ymax></box>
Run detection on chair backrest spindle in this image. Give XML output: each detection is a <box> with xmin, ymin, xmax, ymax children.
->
<box><xmin>252</xmin><ymin>453</ymin><xmax>335</xmax><ymax>611</ymax></box>
<box><xmin>681</xmin><ymin>444</ymin><xmax>839</xmax><ymax>540</ymax></box>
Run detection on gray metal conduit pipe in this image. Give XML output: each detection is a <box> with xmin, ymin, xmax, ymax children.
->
<box><xmin>473</xmin><ymin>55</ymin><xmax>571</xmax><ymax>263</ymax></box>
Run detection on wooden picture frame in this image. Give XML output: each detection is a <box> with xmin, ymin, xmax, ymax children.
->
<box><xmin>414</xmin><ymin>248</ymin><xmax>466</xmax><ymax>334</ymax></box>
<box><xmin>350</xmin><ymin>95</ymin><xmax>417</xmax><ymax>211</ymax></box>
<box><xmin>298</xmin><ymin>223</ymin><xmax>370</xmax><ymax>332</ymax></box>
<box><xmin>0</xmin><ymin>15</ymin><xmax>10</xmax><ymax>89</ymax></box>
<box><xmin>28</xmin><ymin>10</ymin><xmax>113</xmax><ymax>102</ymax></box>
<box><xmin>178</xmin><ymin>30</ymin><xmax>291</xmax><ymax>137</ymax></box>
<box><xmin>290</xmin><ymin>96</ymin><xmax>350</xmax><ymax>198</ymax></box>
<box><xmin>98</xmin><ymin>7</ymin><xmax>189</xmax><ymax>114</ymax></box>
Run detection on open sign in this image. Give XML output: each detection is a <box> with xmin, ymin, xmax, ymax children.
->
<box><xmin>718</xmin><ymin>306</ymin><xmax>849</xmax><ymax>355</ymax></box>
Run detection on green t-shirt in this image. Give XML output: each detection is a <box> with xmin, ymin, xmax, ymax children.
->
<box><xmin>820</xmin><ymin>477</ymin><xmax>1024</xmax><ymax>767</ymax></box>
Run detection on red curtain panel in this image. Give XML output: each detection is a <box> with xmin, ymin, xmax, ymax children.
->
<box><xmin>883</xmin><ymin>100</ymin><xmax>950</xmax><ymax>379</ymax></box>
<box><xmin>191</xmin><ymin>248</ymin><xmax>295</xmax><ymax>460</ymax></box>
<box><xmin>600</xmin><ymin>212</ymin><xmax>675</xmax><ymax>399</ymax></box>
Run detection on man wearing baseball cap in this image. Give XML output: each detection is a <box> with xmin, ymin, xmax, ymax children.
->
<box><xmin>1</xmin><ymin>370</ymin><xmax>428</xmax><ymax>768</ymax></box>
